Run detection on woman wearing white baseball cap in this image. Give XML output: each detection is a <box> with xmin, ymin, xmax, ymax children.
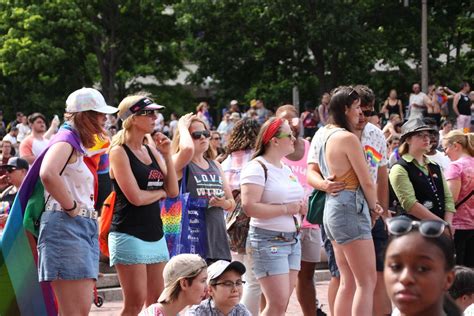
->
<box><xmin>38</xmin><ymin>87</ymin><xmax>117</xmax><ymax>315</ymax></box>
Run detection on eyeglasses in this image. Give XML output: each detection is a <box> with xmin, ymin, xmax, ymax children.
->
<box><xmin>191</xmin><ymin>130</ymin><xmax>211</xmax><ymax>139</ymax></box>
<box><xmin>213</xmin><ymin>280</ymin><xmax>246</xmax><ymax>289</ymax></box>
<box><xmin>4</xmin><ymin>166</ymin><xmax>16</xmax><ymax>173</ymax></box>
<box><xmin>135</xmin><ymin>110</ymin><xmax>156</xmax><ymax>116</ymax></box>
<box><xmin>386</xmin><ymin>217</ymin><xmax>449</xmax><ymax>238</ymax></box>
<box><xmin>276</xmin><ymin>132</ymin><xmax>294</xmax><ymax>139</ymax></box>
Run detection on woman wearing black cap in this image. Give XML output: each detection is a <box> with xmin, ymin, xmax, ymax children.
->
<box><xmin>389</xmin><ymin>118</ymin><xmax>455</xmax><ymax>226</ymax></box>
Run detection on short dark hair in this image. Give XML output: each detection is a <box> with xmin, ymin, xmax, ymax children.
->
<box><xmin>354</xmin><ymin>85</ymin><xmax>375</xmax><ymax>107</ymax></box>
<box><xmin>28</xmin><ymin>112</ymin><xmax>46</xmax><ymax>125</ymax></box>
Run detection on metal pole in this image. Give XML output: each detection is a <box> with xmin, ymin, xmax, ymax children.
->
<box><xmin>421</xmin><ymin>0</ymin><xmax>428</xmax><ymax>92</ymax></box>
<box><xmin>292</xmin><ymin>86</ymin><xmax>300</xmax><ymax>113</ymax></box>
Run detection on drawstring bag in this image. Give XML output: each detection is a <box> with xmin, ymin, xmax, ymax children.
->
<box><xmin>98</xmin><ymin>191</ymin><xmax>116</xmax><ymax>257</ymax></box>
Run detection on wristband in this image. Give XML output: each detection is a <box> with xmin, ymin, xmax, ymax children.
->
<box><xmin>63</xmin><ymin>200</ymin><xmax>77</xmax><ymax>212</ymax></box>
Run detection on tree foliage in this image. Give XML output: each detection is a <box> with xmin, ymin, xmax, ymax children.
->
<box><xmin>175</xmin><ymin>0</ymin><xmax>473</xmax><ymax>108</ymax></box>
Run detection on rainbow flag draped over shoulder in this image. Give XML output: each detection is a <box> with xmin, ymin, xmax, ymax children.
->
<box><xmin>0</xmin><ymin>125</ymin><xmax>84</xmax><ymax>315</ymax></box>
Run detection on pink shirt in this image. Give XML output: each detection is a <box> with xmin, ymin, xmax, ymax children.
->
<box><xmin>282</xmin><ymin>139</ymin><xmax>319</xmax><ymax>229</ymax></box>
<box><xmin>444</xmin><ymin>156</ymin><xmax>474</xmax><ymax>230</ymax></box>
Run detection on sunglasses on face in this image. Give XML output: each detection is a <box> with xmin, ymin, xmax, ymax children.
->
<box><xmin>191</xmin><ymin>130</ymin><xmax>211</xmax><ymax>139</ymax></box>
<box><xmin>387</xmin><ymin>217</ymin><xmax>448</xmax><ymax>238</ymax></box>
<box><xmin>362</xmin><ymin>110</ymin><xmax>375</xmax><ymax>117</ymax></box>
<box><xmin>135</xmin><ymin>110</ymin><xmax>155</xmax><ymax>116</ymax></box>
<box><xmin>276</xmin><ymin>132</ymin><xmax>294</xmax><ymax>139</ymax></box>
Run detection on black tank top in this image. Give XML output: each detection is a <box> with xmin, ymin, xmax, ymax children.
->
<box><xmin>458</xmin><ymin>93</ymin><xmax>471</xmax><ymax>115</ymax></box>
<box><xmin>110</xmin><ymin>144</ymin><xmax>165</xmax><ymax>241</ymax></box>
<box><xmin>387</xmin><ymin>100</ymin><xmax>401</xmax><ymax>116</ymax></box>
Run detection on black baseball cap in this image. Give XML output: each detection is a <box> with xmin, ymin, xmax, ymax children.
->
<box><xmin>2</xmin><ymin>157</ymin><xmax>29</xmax><ymax>171</ymax></box>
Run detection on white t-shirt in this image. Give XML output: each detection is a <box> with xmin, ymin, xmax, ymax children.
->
<box><xmin>427</xmin><ymin>150</ymin><xmax>450</xmax><ymax>172</ymax></box>
<box><xmin>360</xmin><ymin>123</ymin><xmax>388</xmax><ymax>183</ymax></box>
<box><xmin>240</xmin><ymin>157</ymin><xmax>304</xmax><ymax>232</ymax></box>
<box><xmin>409</xmin><ymin>92</ymin><xmax>427</xmax><ymax>119</ymax></box>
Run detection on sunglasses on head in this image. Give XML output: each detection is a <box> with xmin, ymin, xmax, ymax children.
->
<box><xmin>191</xmin><ymin>130</ymin><xmax>211</xmax><ymax>139</ymax></box>
<box><xmin>387</xmin><ymin>217</ymin><xmax>449</xmax><ymax>238</ymax></box>
<box><xmin>135</xmin><ymin>110</ymin><xmax>155</xmax><ymax>116</ymax></box>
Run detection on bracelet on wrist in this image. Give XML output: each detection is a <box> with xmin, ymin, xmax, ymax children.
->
<box><xmin>63</xmin><ymin>200</ymin><xmax>77</xmax><ymax>212</ymax></box>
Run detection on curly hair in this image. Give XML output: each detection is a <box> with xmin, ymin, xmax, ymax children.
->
<box><xmin>226</xmin><ymin>118</ymin><xmax>260</xmax><ymax>154</ymax></box>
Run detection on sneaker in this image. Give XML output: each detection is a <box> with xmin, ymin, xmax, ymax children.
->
<box><xmin>316</xmin><ymin>307</ymin><xmax>327</xmax><ymax>316</ymax></box>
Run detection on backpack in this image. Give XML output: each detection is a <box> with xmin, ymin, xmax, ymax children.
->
<box><xmin>98</xmin><ymin>191</ymin><xmax>116</xmax><ymax>257</ymax></box>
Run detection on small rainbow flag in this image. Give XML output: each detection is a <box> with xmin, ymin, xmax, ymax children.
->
<box><xmin>0</xmin><ymin>125</ymin><xmax>84</xmax><ymax>315</ymax></box>
<box><xmin>364</xmin><ymin>145</ymin><xmax>382</xmax><ymax>167</ymax></box>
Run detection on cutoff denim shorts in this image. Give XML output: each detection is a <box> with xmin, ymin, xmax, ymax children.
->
<box><xmin>323</xmin><ymin>188</ymin><xmax>372</xmax><ymax>245</ymax></box>
<box><xmin>37</xmin><ymin>211</ymin><xmax>99</xmax><ymax>282</ymax></box>
<box><xmin>108</xmin><ymin>231</ymin><xmax>169</xmax><ymax>266</ymax></box>
<box><xmin>247</xmin><ymin>226</ymin><xmax>301</xmax><ymax>279</ymax></box>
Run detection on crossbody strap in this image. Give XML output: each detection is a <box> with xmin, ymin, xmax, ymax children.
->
<box><xmin>455</xmin><ymin>190</ymin><xmax>474</xmax><ymax>209</ymax></box>
<box><xmin>44</xmin><ymin>147</ymin><xmax>75</xmax><ymax>207</ymax></box>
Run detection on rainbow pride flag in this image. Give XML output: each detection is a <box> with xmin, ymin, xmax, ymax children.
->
<box><xmin>0</xmin><ymin>126</ymin><xmax>83</xmax><ymax>315</ymax></box>
<box><xmin>364</xmin><ymin>145</ymin><xmax>383</xmax><ymax>168</ymax></box>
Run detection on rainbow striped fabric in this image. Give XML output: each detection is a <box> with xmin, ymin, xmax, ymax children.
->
<box><xmin>0</xmin><ymin>126</ymin><xmax>83</xmax><ymax>315</ymax></box>
<box><xmin>364</xmin><ymin>145</ymin><xmax>383</xmax><ymax>168</ymax></box>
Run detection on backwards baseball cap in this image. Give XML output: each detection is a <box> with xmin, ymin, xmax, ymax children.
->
<box><xmin>158</xmin><ymin>254</ymin><xmax>207</xmax><ymax>303</ymax></box>
<box><xmin>118</xmin><ymin>97</ymin><xmax>165</xmax><ymax>120</ymax></box>
<box><xmin>207</xmin><ymin>260</ymin><xmax>246</xmax><ymax>282</ymax></box>
<box><xmin>1</xmin><ymin>157</ymin><xmax>29</xmax><ymax>171</ymax></box>
<box><xmin>66</xmin><ymin>88</ymin><xmax>118</xmax><ymax>114</ymax></box>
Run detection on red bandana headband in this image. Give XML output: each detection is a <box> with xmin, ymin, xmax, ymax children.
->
<box><xmin>262</xmin><ymin>118</ymin><xmax>284</xmax><ymax>145</ymax></box>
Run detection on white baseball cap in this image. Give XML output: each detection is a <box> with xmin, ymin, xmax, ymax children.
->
<box><xmin>66</xmin><ymin>88</ymin><xmax>118</xmax><ymax>114</ymax></box>
<box><xmin>207</xmin><ymin>260</ymin><xmax>246</xmax><ymax>282</ymax></box>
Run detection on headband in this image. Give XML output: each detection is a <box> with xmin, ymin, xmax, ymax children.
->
<box><xmin>262</xmin><ymin>118</ymin><xmax>284</xmax><ymax>145</ymax></box>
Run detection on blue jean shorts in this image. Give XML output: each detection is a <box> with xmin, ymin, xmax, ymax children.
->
<box><xmin>108</xmin><ymin>231</ymin><xmax>169</xmax><ymax>266</ymax></box>
<box><xmin>37</xmin><ymin>211</ymin><xmax>99</xmax><ymax>282</ymax></box>
<box><xmin>247</xmin><ymin>226</ymin><xmax>301</xmax><ymax>279</ymax></box>
<box><xmin>323</xmin><ymin>188</ymin><xmax>372</xmax><ymax>245</ymax></box>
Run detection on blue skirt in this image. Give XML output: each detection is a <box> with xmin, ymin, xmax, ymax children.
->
<box><xmin>108</xmin><ymin>231</ymin><xmax>169</xmax><ymax>266</ymax></box>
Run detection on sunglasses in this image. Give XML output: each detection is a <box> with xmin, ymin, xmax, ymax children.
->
<box><xmin>191</xmin><ymin>130</ymin><xmax>211</xmax><ymax>139</ymax></box>
<box><xmin>387</xmin><ymin>217</ymin><xmax>448</xmax><ymax>238</ymax></box>
<box><xmin>362</xmin><ymin>110</ymin><xmax>375</xmax><ymax>117</ymax></box>
<box><xmin>348</xmin><ymin>88</ymin><xmax>359</xmax><ymax>101</ymax></box>
<box><xmin>135</xmin><ymin>110</ymin><xmax>155</xmax><ymax>116</ymax></box>
<box><xmin>276</xmin><ymin>132</ymin><xmax>294</xmax><ymax>139</ymax></box>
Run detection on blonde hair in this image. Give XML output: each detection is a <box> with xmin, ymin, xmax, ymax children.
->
<box><xmin>443</xmin><ymin>131</ymin><xmax>474</xmax><ymax>157</ymax></box>
<box><xmin>171</xmin><ymin>117</ymin><xmax>216</xmax><ymax>160</ymax></box>
<box><xmin>110</xmin><ymin>94</ymin><xmax>149</xmax><ymax>149</ymax></box>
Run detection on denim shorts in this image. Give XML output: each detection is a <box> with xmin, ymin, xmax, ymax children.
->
<box><xmin>108</xmin><ymin>231</ymin><xmax>169</xmax><ymax>266</ymax></box>
<box><xmin>323</xmin><ymin>188</ymin><xmax>372</xmax><ymax>245</ymax></box>
<box><xmin>247</xmin><ymin>226</ymin><xmax>301</xmax><ymax>279</ymax></box>
<box><xmin>37</xmin><ymin>211</ymin><xmax>99</xmax><ymax>282</ymax></box>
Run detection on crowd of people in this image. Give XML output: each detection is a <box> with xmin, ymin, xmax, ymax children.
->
<box><xmin>0</xmin><ymin>82</ymin><xmax>473</xmax><ymax>316</ymax></box>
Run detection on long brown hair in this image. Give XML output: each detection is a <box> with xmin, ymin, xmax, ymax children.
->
<box><xmin>65</xmin><ymin>111</ymin><xmax>106</xmax><ymax>148</ymax></box>
<box><xmin>171</xmin><ymin>117</ymin><xmax>216</xmax><ymax>160</ymax></box>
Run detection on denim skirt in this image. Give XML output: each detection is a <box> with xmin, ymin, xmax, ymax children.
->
<box><xmin>37</xmin><ymin>211</ymin><xmax>99</xmax><ymax>281</ymax></box>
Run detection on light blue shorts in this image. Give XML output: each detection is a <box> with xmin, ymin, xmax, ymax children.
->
<box><xmin>108</xmin><ymin>231</ymin><xmax>169</xmax><ymax>266</ymax></box>
<box><xmin>37</xmin><ymin>211</ymin><xmax>99</xmax><ymax>281</ymax></box>
<box><xmin>323</xmin><ymin>188</ymin><xmax>372</xmax><ymax>245</ymax></box>
<box><xmin>247</xmin><ymin>226</ymin><xmax>301</xmax><ymax>279</ymax></box>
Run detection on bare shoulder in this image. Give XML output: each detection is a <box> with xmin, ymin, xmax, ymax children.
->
<box><xmin>109</xmin><ymin>145</ymin><xmax>126</xmax><ymax>158</ymax></box>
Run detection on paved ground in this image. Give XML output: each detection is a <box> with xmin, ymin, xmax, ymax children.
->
<box><xmin>90</xmin><ymin>280</ymin><xmax>330</xmax><ymax>315</ymax></box>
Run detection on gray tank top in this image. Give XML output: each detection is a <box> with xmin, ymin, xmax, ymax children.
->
<box><xmin>186</xmin><ymin>159</ymin><xmax>231</xmax><ymax>261</ymax></box>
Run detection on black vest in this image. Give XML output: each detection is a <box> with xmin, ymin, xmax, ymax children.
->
<box><xmin>389</xmin><ymin>158</ymin><xmax>445</xmax><ymax>219</ymax></box>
